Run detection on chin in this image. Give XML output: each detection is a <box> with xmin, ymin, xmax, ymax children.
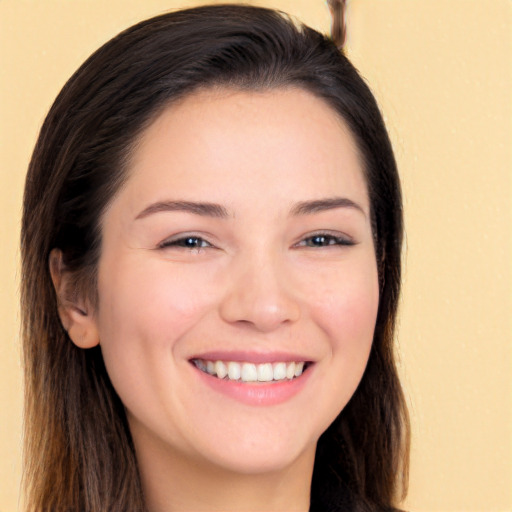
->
<box><xmin>204</xmin><ymin>441</ymin><xmax>316</xmax><ymax>476</ymax></box>
<box><xmin>185</xmin><ymin>417</ymin><xmax>320</xmax><ymax>476</ymax></box>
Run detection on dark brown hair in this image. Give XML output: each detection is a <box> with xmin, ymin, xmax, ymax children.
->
<box><xmin>21</xmin><ymin>4</ymin><xmax>409</xmax><ymax>511</ymax></box>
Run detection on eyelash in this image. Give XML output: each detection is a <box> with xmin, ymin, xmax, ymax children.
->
<box><xmin>158</xmin><ymin>232</ymin><xmax>354</xmax><ymax>251</ymax></box>
<box><xmin>294</xmin><ymin>232</ymin><xmax>355</xmax><ymax>248</ymax></box>
<box><xmin>159</xmin><ymin>235</ymin><xmax>212</xmax><ymax>250</ymax></box>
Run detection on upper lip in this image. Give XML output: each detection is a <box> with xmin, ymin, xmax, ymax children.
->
<box><xmin>189</xmin><ymin>350</ymin><xmax>314</xmax><ymax>364</ymax></box>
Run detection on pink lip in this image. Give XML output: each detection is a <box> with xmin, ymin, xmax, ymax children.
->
<box><xmin>189</xmin><ymin>350</ymin><xmax>313</xmax><ymax>364</ymax></box>
<box><xmin>191</xmin><ymin>362</ymin><xmax>313</xmax><ymax>406</ymax></box>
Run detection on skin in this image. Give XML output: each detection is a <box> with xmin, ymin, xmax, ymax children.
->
<box><xmin>52</xmin><ymin>87</ymin><xmax>379</xmax><ymax>512</ymax></box>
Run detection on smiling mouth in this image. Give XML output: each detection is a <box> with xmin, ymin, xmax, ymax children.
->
<box><xmin>191</xmin><ymin>359</ymin><xmax>311</xmax><ymax>383</ymax></box>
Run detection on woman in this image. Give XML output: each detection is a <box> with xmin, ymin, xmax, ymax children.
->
<box><xmin>21</xmin><ymin>4</ymin><xmax>409</xmax><ymax>511</ymax></box>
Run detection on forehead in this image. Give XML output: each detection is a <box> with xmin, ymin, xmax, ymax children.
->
<box><xmin>119</xmin><ymin>87</ymin><xmax>368</xmax><ymax>215</ymax></box>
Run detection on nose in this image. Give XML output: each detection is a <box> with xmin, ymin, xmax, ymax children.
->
<box><xmin>219</xmin><ymin>253</ymin><xmax>301</xmax><ymax>332</ymax></box>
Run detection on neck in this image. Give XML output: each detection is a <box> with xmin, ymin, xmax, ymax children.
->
<box><xmin>133</xmin><ymin>427</ymin><xmax>315</xmax><ymax>512</ymax></box>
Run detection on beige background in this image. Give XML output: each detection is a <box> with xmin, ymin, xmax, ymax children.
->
<box><xmin>1</xmin><ymin>1</ymin><xmax>511</xmax><ymax>510</ymax></box>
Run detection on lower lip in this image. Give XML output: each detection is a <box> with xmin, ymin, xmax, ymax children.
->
<box><xmin>192</xmin><ymin>364</ymin><xmax>312</xmax><ymax>406</ymax></box>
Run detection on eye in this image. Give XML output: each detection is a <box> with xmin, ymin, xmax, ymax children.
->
<box><xmin>296</xmin><ymin>232</ymin><xmax>355</xmax><ymax>248</ymax></box>
<box><xmin>159</xmin><ymin>235</ymin><xmax>213</xmax><ymax>250</ymax></box>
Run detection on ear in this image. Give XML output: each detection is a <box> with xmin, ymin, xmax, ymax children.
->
<box><xmin>49</xmin><ymin>249</ymin><xmax>100</xmax><ymax>349</ymax></box>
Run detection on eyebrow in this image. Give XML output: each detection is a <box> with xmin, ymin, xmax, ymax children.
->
<box><xmin>289</xmin><ymin>197</ymin><xmax>366</xmax><ymax>217</ymax></box>
<box><xmin>135</xmin><ymin>200</ymin><xmax>229</xmax><ymax>220</ymax></box>
<box><xmin>135</xmin><ymin>196</ymin><xmax>366</xmax><ymax>221</ymax></box>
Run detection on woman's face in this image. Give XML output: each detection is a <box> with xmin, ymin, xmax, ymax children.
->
<box><xmin>93</xmin><ymin>88</ymin><xmax>378</xmax><ymax>475</ymax></box>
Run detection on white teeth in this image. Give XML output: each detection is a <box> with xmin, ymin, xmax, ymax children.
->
<box><xmin>215</xmin><ymin>360</ymin><xmax>228</xmax><ymax>379</ymax></box>
<box><xmin>286</xmin><ymin>361</ymin><xmax>296</xmax><ymax>379</ymax></box>
<box><xmin>195</xmin><ymin>359</ymin><xmax>207</xmax><ymax>372</ymax></box>
<box><xmin>194</xmin><ymin>359</ymin><xmax>308</xmax><ymax>382</ymax></box>
<box><xmin>241</xmin><ymin>363</ymin><xmax>258</xmax><ymax>382</ymax></box>
<box><xmin>206</xmin><ymin>360</ymin><xmax>215</xmax><ymax>375</ymax></box>
<box><xmin>257</xmin><ymin>363</ymin><xmax>274</xmax><ymax>382</ymax></box>
<box><xmin>227</xmin><ymin>361</ymin><xmax>241</xmax><ymax>380</ymax></box>
<box><xmin>273</xmin><ymin>362</ymin><xmax>287</xmax><ymax>380</ymax></box>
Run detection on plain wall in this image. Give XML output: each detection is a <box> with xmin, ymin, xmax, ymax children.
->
<box><xmin>1</xmin><ymin>1</ymin><xmax>510</xmax><ymax>510</ymax></box>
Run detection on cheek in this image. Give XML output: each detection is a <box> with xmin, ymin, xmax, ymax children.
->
<box><xmin>308</xmin><ymin>259</ymin><xmax>379</xmax><ymax>361</ymax></box>
<box><xmin>99</xmin><ymin>259</ymin><xmax>214</xmax><ymax>334</ymax></box>
<box><xmin>295</xmin><ymin>258</ymin><xmax>379</xmax><ymax>436</ymax></box>
<box><xmin>95</xmin><ymin>259</ymin><xmax>217</xmax><ymax>382</ymax></box>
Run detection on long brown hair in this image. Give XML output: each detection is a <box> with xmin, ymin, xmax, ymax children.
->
<box><xmin>21</xmin><ymin>5</ymin><xmax>409</xmax><ymax>511</ymax></box>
